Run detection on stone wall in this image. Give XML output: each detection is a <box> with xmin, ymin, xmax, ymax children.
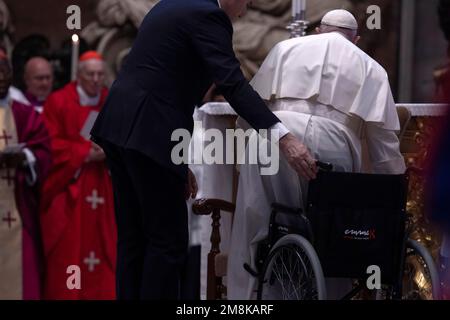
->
<box><xmin>2</xmin><ymin>0</ymin><xmax>446</xmax><ymax>102</ymax></box>
<box><xmin>4</xmin><ymin>0</ymin><xmax>97</xmax><ymax>50</ymax></box>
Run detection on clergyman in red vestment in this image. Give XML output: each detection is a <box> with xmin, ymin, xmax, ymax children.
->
<box><xmin>41</xmin><ymin>51</ymin><xmax>116</xmax><ymax>299</ymax></box>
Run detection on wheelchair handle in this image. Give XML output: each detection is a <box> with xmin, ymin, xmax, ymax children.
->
<box><xmin>316</xmin><ymin>161</ymin><xmax>333</xmax><ymax>172</ymax></box>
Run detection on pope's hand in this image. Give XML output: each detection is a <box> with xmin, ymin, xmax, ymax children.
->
<box><xmin>279</xmin><ymin>133</ymin><xmax>318</xmax><ymax>180</ymax></box>
<box><xmin>185</xmin><ymin>168</ymin><xmax>198</xmax><ymax>200</ymax></box>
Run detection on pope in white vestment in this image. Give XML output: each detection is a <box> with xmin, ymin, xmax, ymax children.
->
<box><xmin>227</xmin><ymin>10</ymin><xmax>406</xmax><ymax>300</ymax></box>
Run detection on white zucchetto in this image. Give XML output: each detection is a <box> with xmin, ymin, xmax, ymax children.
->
<box><xmin>321</xmin><ymin>9</ymin><xmax>358</xmax><ymax>30</ymax></box>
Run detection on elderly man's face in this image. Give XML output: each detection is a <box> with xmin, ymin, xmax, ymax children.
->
<box><xmin>24</xmin><ymin>58</ymin><xmax>54</xmax><ymax>100</ymax></box>
<box><xmin>0</xmin><ymin>62</ymin><xmax>12</xmax><ymax>100</ymax></box>
<box><xmin>77</xmin><ymin>59</ymin><xmax>105</xmax><ymax>97</ymax></box>
<box><xmin>221</xmin><ymin>0</ymin><xmax>251</xmax><ymax>20</ymax></box>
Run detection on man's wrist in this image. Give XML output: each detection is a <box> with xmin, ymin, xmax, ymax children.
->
<box><xmin>268</xmin><ymin>122</ymin><xmax>290</xmax><ymax>145</ymax></box>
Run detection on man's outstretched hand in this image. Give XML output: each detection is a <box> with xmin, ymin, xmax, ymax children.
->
<box><xmin>279</xmin><ymin>133</ymin><xmax>318</xmax><ymax>180</ymax></box>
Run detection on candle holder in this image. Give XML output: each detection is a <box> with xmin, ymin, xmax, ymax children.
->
<box><xmin>287</xmin><ymin>11</ymin><xmax>309</xmax><ymax>38</ymax></box>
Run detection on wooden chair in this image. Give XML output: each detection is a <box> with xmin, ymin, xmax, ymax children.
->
<box><xmin>193</xmin><ymin>106</ymin><xmax>413</xmax><ymax>300</ymax></box>
<box><xmin>192</xmin><ymin>199</ymin><xmax>235</xmax><ymax>300</ymax></box>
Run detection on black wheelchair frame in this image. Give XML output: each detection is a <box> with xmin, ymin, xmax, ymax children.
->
<box><xmin>245</xmin><ymin>165</ymin><xmax>441</xmax><ymax>300</ymax></box>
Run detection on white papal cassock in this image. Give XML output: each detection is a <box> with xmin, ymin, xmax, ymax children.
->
<box><xmin>227</xmin><ymin>32</ymin><xmax>406</xmax><ymax>300</ymax></box>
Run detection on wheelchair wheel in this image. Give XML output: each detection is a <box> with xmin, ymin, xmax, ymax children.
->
<box><xmin>257</xmin><ymin>234</ymin><xmax>327</xmax><ymax>300</ymax></box>
<box><xmin>401</xmin><ymin>239</ymin><xmax>441</xmax><ymax>300</ymax></box>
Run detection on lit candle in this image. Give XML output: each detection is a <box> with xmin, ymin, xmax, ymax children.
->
<box><xmin>292</xmin><ymin>0</ymin><xmax>296</xmax><ymax>18</ymax></box>
<box><xmin>71</xmin><ymin>34</ymin><xmax>79</xmax><ymax>81</ymax></box>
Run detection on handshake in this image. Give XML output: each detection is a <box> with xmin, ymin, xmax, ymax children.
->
<box><xmin>0</xmin><ymin>143</ymin><xmax>27</xmax><ymax>169</ymax></box>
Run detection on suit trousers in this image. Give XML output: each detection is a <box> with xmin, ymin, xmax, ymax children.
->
<box><xmin>99</xmin><ymin>140</ymin><xmax>188</xmax><ymax>300</ymax></box>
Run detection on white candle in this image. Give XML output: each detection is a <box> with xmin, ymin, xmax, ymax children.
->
<box><xmin>297</xmin><ymin>0</ymin><xmax>301</xmax><ymax>15</ymax></box>
<box><xmin>301</xmin><ymin>0</ymin><xmax>306</xmax><ymax>12</ymax></box>
<box><xmin>71</xmin><ymin>34</ymin><xmax>79</xmax><ymax>81</ymax></box>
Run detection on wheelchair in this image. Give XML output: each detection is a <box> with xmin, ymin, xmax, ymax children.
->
<box><xmin>249</xmin><ymin>164</ymin><xmax>441</xmax><ymax>300</ymax></box>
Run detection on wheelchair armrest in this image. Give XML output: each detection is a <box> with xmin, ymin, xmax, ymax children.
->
<box><xmin>192</xmin><ymin>199</ymin><xmax>236</xmax><ymax>216</ymax></box>
<box><xmin>271</xmin><ymin>202</ymin><xmax>303</xmax><ymax>216</ymax></box>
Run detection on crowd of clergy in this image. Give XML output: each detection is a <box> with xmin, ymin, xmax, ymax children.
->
<box><xmin>0</xmin><ymin>48</ymin><xmax>115</xmax><ymax>300</ymax></box>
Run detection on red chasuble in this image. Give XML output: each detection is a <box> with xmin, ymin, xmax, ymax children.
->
<box><xmin>41</xmin><ymin>82</ymin><xmax>116</xmax><ymax>300</ymax></box>
<box><xmin>0</xmin><ymin>100</ymin><xmax>51</xmax><ymax>300</ymax></box>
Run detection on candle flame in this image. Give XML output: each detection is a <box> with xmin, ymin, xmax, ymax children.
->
<box><xmin>72</xmin><ymin>34</ymin><xmax>79</xmax><ymax>43</ymax></box>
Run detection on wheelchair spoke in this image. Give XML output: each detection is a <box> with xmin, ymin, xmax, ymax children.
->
<box><xmin>279</xmin><ymin>248</ymin><xmax>298</xmax><ymax>299</ymax></box>
<box><xmin>281</xmin><ymin>247</ymin><xmax>303</xmax><ymax>299</ymax></box>
<box><xmin>280</xmin><ymin>248</ymin><xmax>302</xmax><ymax>299</ymax></box>
<box><xmin>261</xmin><ymin>244</ymin><xmax>317</xmax><ymax>300</ymax></box>
<box><xmin>271</xmin><ymin>253</ymin><xmax>288</xmax><ymax>299</ymax></box>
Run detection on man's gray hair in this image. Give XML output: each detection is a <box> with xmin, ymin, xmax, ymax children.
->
<box><xmin>320</xmin><ymin>24</ymin><xmax>358</xmax><ymax>41</ymax></box>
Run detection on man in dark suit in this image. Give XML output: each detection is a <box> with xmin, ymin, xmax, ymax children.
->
<box><xmin>91</xmin><ymin>0</ymin><xmax>317</xmax><ymax>300</ymax></box>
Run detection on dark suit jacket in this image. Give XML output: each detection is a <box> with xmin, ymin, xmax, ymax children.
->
<box><xmin>91</xmin><ymin>0</ymin><xmax>280</xmax><ymax>179</ymax></box>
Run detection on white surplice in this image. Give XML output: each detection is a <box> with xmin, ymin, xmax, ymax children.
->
<box><xmin>227</xmin><ymin>32</ymin><xmax>406</xmax><ymax>300</ymax></box>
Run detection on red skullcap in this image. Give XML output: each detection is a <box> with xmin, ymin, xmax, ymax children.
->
<box><xmin>79</xmin><ymin>51</ymin><xmax>104</xmax><ymax>62</ymax></box>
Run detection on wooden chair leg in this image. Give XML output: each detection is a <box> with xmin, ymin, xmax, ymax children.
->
<box><xmin>193</xmin><ymin>199</ymin><xmax>236</xmax><ymax>300</ymax></box>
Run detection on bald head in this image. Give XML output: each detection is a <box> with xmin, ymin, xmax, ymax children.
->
<box><xmin>24</xmin><ymin>57</ymin><xmax>54</xmax><ymax>101</ymax></box>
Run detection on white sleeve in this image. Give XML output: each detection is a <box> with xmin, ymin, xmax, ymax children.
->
<box><xmin>22</xmin><ymin>148</ymin><xmax>38</xmax><ymax>186</ymax></box>
<box><xmin>365</xmin><ymin>123</ymin><xmax>406</xmax><ymax>174</ymax></box>
<box><xmin>263</xmin><ymin>122</ymin><xmax>290</xmax><ymax>144</ymax></box>
<box><xmin>236</xmin><ymin>118</ymin><xmax>290</xmax><ymax>144</ymax></box>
